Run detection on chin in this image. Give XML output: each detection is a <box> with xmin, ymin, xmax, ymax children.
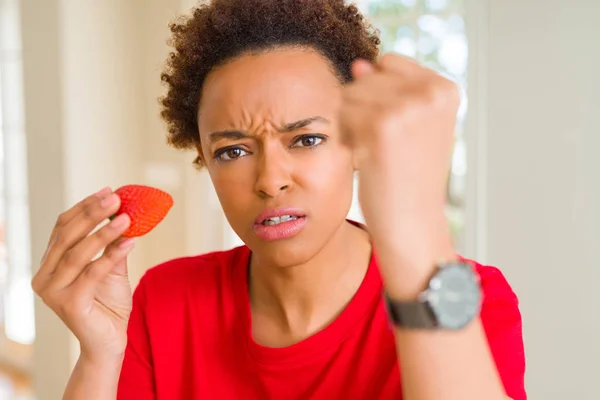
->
<box><xmin>245</xmin><ymin>231</ymin><xmax>323</xmax><ymax>268</ymax></box>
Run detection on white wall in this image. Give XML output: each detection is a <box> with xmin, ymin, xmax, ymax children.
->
<box><xmin>474</xmin><ymin>0</ymin><xmax>600</xmax><ymax>398</ymax></box>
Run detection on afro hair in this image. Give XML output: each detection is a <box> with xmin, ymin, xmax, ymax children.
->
<box><xmin>160</xmin><ymin>0</ymin><xmax>380</xmax><ymax>167</ymax></box>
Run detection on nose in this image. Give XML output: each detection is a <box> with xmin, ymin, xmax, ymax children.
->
<box><xmin>254</xmin><ymin>145</ymin><xmax>293</xmax><ymax>199</ymax></box>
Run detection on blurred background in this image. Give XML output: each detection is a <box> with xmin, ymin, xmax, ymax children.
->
<box><xmin>0</xmin><ymin>0</ymin><xmax>598</xmax><ymax>399</ymax></box>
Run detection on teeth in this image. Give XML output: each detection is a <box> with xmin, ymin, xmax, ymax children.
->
<box><xmin>263</xmin><ymin>215</ymin><xmax>299</xmax><ymax>226</ymax></box>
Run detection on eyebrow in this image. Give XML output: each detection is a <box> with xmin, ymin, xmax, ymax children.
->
<box><xmin>208</xmin><ymin>116</ymin><xmax>330</xmax><ymax>143</ymax></box>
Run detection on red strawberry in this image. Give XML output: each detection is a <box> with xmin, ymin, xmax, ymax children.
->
<box><xmin>113</xmin><ymin>185</ymin><xmax>174</xmax><ymax>238</ymax></box>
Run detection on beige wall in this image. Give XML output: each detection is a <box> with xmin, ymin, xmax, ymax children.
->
<box><xmin>22</xmin><ymin>0</ymin><xmax>197</xmax><ymax>398</ymax></box>
<box><xmin>478</xmin><ymin>0</ymin><xmax>600</xmax><ymax>398</ymax></box>
<box><xmin>21</xmin><ymin>1</ymin><xmax>70</xmax><ymax>397</ymax></box>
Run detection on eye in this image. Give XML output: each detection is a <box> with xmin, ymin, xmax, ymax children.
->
<box><xmin>214</xmin><ymin>147</ymin><xmax>249</xmax><ymax>162</ymax></box>
<box><xmin>291</xmin><ymin>134</ymin><xmax>326</xmax><ymax>148</ymax></box>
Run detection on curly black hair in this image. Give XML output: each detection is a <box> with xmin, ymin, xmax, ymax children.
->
<box><xmin>160</xmin><ymin>0</ymin><xmax>381</xmax><ymax>167</ymax></box>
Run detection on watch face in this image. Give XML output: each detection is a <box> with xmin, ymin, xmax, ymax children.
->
<box><xmin>427</xmin><ymin>263</ymin><xmax>482</xmax><ymax>330</ymax></box>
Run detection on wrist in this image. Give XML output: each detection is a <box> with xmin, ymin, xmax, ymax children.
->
<box><xmin>79</xmin><ymin>348</ymin><xmax>125</xmax><ymax>369</ymax></box>
<box><xmin>64</xmin><ymin>348</ymin><xmax>124</xmax><ymax>400</ymax></box>
<box><xmin>372</xmin><ymin>217</ymin><xmax>456</xmax><ymax>300</ymax></box>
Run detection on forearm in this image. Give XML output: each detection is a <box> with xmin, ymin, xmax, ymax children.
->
<box><xmin>392</xmin><ymin>319</ymin><xmax>507</xmax><ymax>400</ymax></box>
<box><xmin>63</xmin><ymin>353</ymin><xmax>123</xmax><ymax>400</ymax></box>
<box><xmin>375</xmin><ymin>230</ymin><xmax>507</xmax><ymax>400</ymax></box>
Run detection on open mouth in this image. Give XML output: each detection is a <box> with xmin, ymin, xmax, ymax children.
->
<box><xmin>260</xmin><ymin>215</ymin><xmax>304</xmax><ymax>226</ymax></box>
<box><xmin>253</xmin><ymin>209</ymin><xmax>308</xmax><ymax>241</ymax></box>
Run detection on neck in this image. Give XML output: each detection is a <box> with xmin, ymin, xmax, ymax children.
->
<box><xmin>249</xmin><ymin>221</ymin><xmax>371</xmax><ymax>347</ymax></box>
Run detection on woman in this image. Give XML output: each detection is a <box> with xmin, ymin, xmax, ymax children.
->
<box><xmin>32</xmin><ymin>1</ymin><xmax>526</xmax><ymax>399</ymax></box>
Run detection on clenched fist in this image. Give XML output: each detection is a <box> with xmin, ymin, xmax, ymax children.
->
<box><xmin>340</xmin><ymin>53</ymin><xmax>460</xmax><ymax>289</ymax></box>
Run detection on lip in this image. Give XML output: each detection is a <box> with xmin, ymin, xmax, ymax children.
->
<box><xmin>253</xmin><ymin>207</ymin><xmax>307</xmax><ymax>242</ymax></box>
<box><xmin>254</xmin><ymin>207</ymin><xmax>306</xmax><ymax>225</ymax></box>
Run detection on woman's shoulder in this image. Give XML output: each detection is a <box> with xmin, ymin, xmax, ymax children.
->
<box><xmin>465</xmin><ymin>258</ymin><xmax>519</xmax><ymax>303</ymax></box>
<box><xmin>463</xmin><ymin>258</ymin><xmax>523</xmax><ymax>340</ymax></box>
<box><xmin>137</xmin><ymin>245</ymin><xmax>249</xmax><ymax>295</ymax></box>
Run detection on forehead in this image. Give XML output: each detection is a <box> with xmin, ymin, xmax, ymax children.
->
<box><xmin>198</xmin><ymin>48</ymin><xmax>342</xmax><ymax>132</ymax></box>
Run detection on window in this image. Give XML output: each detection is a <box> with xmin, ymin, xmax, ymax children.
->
<box><xmin>0</xmin><ymin>0</ymin><xmax>35</xmax><ymax>346</ymax></box>
<box><xmin>355</xmin><ymin>0</ymin><xmax>469</xmax><ymax>251</ymax></box>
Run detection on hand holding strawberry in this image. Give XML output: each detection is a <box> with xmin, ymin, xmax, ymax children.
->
<box><xmin>32</xmin><ymin>185</ymin><xmax>173</xmax><ymax>363</ymax></box>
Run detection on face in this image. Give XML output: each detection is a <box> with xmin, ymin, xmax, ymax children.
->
<box><xmin>197</xmin><ymin>47</ymin><xmax>355</xmax><ymax>267</ymax></box>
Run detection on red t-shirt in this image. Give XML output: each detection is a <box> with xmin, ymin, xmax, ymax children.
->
<box><xmin>117</xmin><ymin>245</ymin><xmax>526</xmax><ymax>399</ymax></box>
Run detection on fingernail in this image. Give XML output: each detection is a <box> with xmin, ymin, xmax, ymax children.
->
<box><xmin>101</xmin><ymin>194</ymin><xmax>118</xmax><ymax>208</ymax></box>
<box><xmin>109</xmin><ymin>214</ymin><xmax>129</xmax><ymax>228</ymax></box>
<box><xmin>119</xmin><ymin>238</ymin><xmax>135</xmax><ymax>250</ymax></box>
<box><xmin>95</xmin><ymin>187</ymin><xmax>111</xmax><ymax>197</ymax></box>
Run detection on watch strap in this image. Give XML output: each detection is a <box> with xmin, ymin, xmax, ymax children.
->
<box><xmin>384</xmin><ymin>294</ymin><xmax>437</xmax><ymax>329</ymax></box>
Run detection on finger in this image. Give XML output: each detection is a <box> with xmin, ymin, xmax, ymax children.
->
<box><xmin>377</xmin><ymin>53</ymin><xmax>424</xmax><ymax>77</ymax></box>
<box><xmin>48</xmin><ymin>187</ymin><xmax>112</xmax><ymax>247</ymax></box>
<box><xmin>339</xmin><ymin>99</ymin><xmax>404</xmax><ymax>155</ymax></box>
<box><xmin>339</xmin><ymin>101</ymin><xmax>378</xmax><ymax>149</ymax></box>
<box><xmin>343</xmin><ymin>72</ymin><xmax>410</xmax><ymax>106</ymax></box>
<box><xmin>44</xmin><ymin>192</ymin><xmax>122</xmax><ymax>276</ymax></box>
<box><xmin>351</xmin><ymin>58</ymin><xmax>376</xmax><ymax>80</ymax></box>
<box><xmin>74</xmin><ymin>237</ymin><xmax>135</xmax><ymax>292</ymax></box>
<box><xmin>49</xmin><ymin>214</ymin><xmax>131</xmax><ymax>290</ymax></box>
<box><xmin>101</xmin><ymin>238</ymin><xmax>131</xmax><ymax>277</ymax></box>
<box><xmin>33</xmin><ymin>188</ymin><xmax>115</xmax><ymax>292</ymax></box>
<box><xmin>338</xmin><ymin>108</ymin><xmax>360</xmax><ymax>149</ymax></box>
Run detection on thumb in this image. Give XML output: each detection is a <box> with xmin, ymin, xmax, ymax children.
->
<box><xmin>351</xmin><ymin>59</ymin><xmax>376</xmax><ymax>80</ymax></box>
<box><xmin>105</xmin><ymin>238</ymin><xmax>133</xmax><ymax>277</ymax></box>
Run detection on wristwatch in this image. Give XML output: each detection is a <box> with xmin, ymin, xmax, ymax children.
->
<box><xmin>384</xmin><ymin>261</ymin><xmax>482</xmax><ymax>330</ymax></box>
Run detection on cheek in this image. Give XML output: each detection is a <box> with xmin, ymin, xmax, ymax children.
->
<box><xmin>299</xmin><ymin>146</ymin><xmax>354</xmax><ymax>205</ymax></box>
<box><xmin>208</xmin><ymin>163</ymin><xmax>256</xmax><ymax>217</ymax></box>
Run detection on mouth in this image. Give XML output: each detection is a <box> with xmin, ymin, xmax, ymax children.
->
<box><xmin>254</xmin><ymin>208</ymin><xmax>306</xmax><ymax>226</ymax></box>
<box><xmin>253</xmin><ymin>208</ymin><xmax>308</xmax><ymax>241</ymax></box>
<box><xmin>259</xmin><ymin>215</ymin><xmax>304</xmax><ymax>226</ymax></box>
